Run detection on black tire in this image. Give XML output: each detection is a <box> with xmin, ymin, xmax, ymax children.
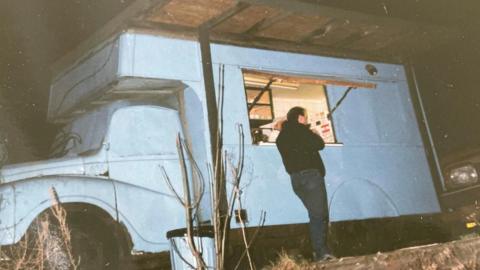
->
<box><xmin>14</xmin><ymin>205</ymin><xmax>130</xmax><ymax>270</ymax></box>
<box><xmin>70</xmin><ymin>223</ymin><xmax>119</xmax><ymax>270</ymax></box>
<box><xmin>67</xmin><ymin>211</ymin><xmax>123</xmax><ymax>270</ymax></box>
<box><xmin>25</xmin><ymin>208</ymin><xmax>127</xmax><ymax>270</ymax></box>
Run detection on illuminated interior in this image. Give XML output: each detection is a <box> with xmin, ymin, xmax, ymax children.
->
<box><xmin>243</xmin><ymin>70</ymin><xmax>336</xmax><ymax>144</ymax></box>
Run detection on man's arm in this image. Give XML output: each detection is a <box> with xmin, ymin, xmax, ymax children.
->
<box><xmin>307</xmin><ymin>127</ymin><xmax>325</xmax><ymax>150</ymax></box>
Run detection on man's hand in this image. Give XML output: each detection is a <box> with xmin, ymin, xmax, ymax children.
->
<box><xmin>274</xmin><ymin>119</ymin><xmax>286</xmax><ymax>131</ymax></box>
<box><xmin>311</xmin><ymin>127</ymin><xmax>321</xmax><ymax>136</ymax></box>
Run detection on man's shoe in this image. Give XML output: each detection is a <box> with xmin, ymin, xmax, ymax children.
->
<box><xmin>321</xmin><ymin>254</ymin><xmax>336</xmax><ymax>261</ymax></box>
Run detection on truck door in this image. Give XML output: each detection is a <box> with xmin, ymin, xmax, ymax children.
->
<box><xmin>105</xmin><ymin>105</ymin><xmax>187</xmax><ymax>251</ymax></box>
<box><xmin>0</xmin><ymin>185</ymin><xmax>15</xmax><ymax>245</ymax></box>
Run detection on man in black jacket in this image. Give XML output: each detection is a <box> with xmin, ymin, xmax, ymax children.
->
<box><xmin>276</xmin><ymin>106</ymin><xmax>333</xmax><ymax>261</ymax></box>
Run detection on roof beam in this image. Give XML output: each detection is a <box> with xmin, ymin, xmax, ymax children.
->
<box><xmin>244</xmin><ymin>11</ymin><xmax>292</xmax><ymax>35</ymax></box>
<box><xmin>201</xmin><ymin>2</ymin><xmax>251</xmax><ymax>29</ymax></box>
<box><xmin>239</xmin><ymin>0</ymin><xmax>397</xmax><ymax>25</ymax></box>
<box><xmin>300</xmin><ymin>18</ymin><xmax>336</xmax><ymax>44</ymax></box>
<box><xmin>333</xmin><ymin>32</ymin><xmax>366</xmax><ymax>48</ymax></box>
<box><xmin>332</xmin><ymin>25</ymin><xmax>380</xmax><ymax>48</ymax></box>
<box><xmin>212</xmin><ymin>31</ymin><xmax>402</xmax><ymax>63</ymax></box>
<box><xmin>239</xmin><ymin>0</ymin><xmax>456</xmax><ymax>55</ymax></box>
<box><xmin>239</xmin><ymin>0</ymin><xmax>445</xmax><ymax>32</ymax></box>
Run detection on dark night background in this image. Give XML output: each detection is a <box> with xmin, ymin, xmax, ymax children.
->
<box><xmin>0</xmin><ymin>0</ymin><xmax>479</xmax><ymax>162</ymax></box>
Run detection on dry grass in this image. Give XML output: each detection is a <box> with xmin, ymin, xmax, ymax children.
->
<box><xmin>267</xmin><ymin>236</ymin><xmax>480</xmax><ymax>270</ymax></box>
<box><xmin>0</xmin><ymin>188</ymin><xmax>79</xmax><ymax>270</ymax></box>
<box><xmin>265</xmin><ymin>251</ymin><xmax>314</xmax><ymax>270</ymax></box>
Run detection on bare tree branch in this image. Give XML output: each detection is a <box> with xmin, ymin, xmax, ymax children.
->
<box><xmin>160</xmin><ymin>165</ymin><xmax>187</xmax><ymax>207</ymax></box>
<box><xmin>176</xmin><ymin>135</ymin><xmax>207</xmax><ymax>269</ymax></box>
<box><xmin>234</xmin><ymin>211</ymin><xmax>266</xmax><ymax>270</ymax></box>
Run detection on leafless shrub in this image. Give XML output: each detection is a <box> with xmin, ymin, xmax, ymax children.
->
<box><xmin>213</xmin><ymin>64</ymin><xmax>265</xmax><ymax>270</ymax></box>
<box><xmin>162</xmin><ymin>64</ymin><xmax>266</xmax><ymax>269</ymax></box>
<box><xmin>0</xmin><ymin>187</ymin><xmax>79</xmax><ymax>270</ymax></box>
<box><xmin>161</xmin><ymin>135</ymin><xmax>208</xmax><ymax>269</ymax></box>
<box><xmin>162</xmin><ymin>127</ymin><xmax>264</xmax><ymax>270</ymax></box>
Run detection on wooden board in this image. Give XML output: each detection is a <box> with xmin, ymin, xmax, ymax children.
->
<box><xmin>342</xmin><ymin>25</ymin><xmax>409</xmax><ymax>51</ymax></box>
<box><xmin>148</xmin><ymin>0</ymin><xmax>237</xmax><ymax>27</ymax></box>
<box><xmin>254</xmin><ymin>13</ymin><xmax>332</xmax><ymax>42</ymax></box>
<box><xmin>309</xmin><ymin>21</ymin><xmax>367</xmax><ymax>46</ymax></box>
<box><xmin>243</xmin><ymin>69</ymin><xmax>377</xmax><ymax>89</ymax></box>
<box><xmin>213</xmin><ymin>5</ymin><xmax>281</xmax><ymax>34</ymax></box>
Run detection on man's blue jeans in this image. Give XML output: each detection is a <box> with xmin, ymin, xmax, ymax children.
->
<box><xmin>290</xmin><ymin>169</ymin><xmax>330</xmax><ymax>258</ymax></box>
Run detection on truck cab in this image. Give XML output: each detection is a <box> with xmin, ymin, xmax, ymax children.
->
<box><xmin>1</xmin><ymin>99</ymin><xmax>209</xmax><ymax>260</ymax></box>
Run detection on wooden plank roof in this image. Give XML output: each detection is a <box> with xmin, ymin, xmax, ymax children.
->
<box><xmin>143</xmin><ymin>0</ymin><xmax>456</xmax><ymax>57</ymax></box>
<box><xmin>53</xmin><ymin>0</ymin><xmax>458</xmax><ymax>75</ymax></box>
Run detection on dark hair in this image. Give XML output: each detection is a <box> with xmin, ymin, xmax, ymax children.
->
<box><xmin>286</xmin><ymin>106</ymin><xmax>306</xmax><ymax>123</ymax></box>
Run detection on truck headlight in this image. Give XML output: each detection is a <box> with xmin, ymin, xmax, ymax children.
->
<box><xmin>446</xmin><ymin>164</ymin><xmax>478</xmax><ymax>190</ymax></box>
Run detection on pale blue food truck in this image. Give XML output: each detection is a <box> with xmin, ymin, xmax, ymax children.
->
<box><xmin>0</xmin><ymin>0</ymin><xmax>455</xmax><ymax>268</ymax></box>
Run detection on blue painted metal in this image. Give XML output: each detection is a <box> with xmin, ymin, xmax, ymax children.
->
<box><xmin>0</xmin><ymin>30</ymin><xmax>441</xmax><ymax>254</ymax></box>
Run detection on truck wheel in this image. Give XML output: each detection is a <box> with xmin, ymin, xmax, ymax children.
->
<box><xmin>20</xmin><ymin>204</ymin><xmax>131</xmax><ymax>270</ymax></box>
<box><xmin>29</xmin><ymin>208</ymin><xmax>127</xmax><ymax>270</ymax></box>
<box><xmin>35</xmin><ymin>219</ymin><xmax>120</xmax><ymax>270</ymax></box>
<box><xmin>70</xmin><ymin>222</ymin><xmax>119</xmax><ymax>270</ymax></box>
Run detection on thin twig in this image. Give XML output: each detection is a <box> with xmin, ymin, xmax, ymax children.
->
<box><xmin>160</xmin><ymin>166</ymin><xmax>186</xmax><ymax>207</ymax></box>
<box><xmin>235</xmin><ymin>189</ymin><xmax>255</xmax><ymax>270</ymax></box>
<box><xmin>234</xmin><ymin>212</ymin><xmax>266</xmax><ymax>270</ymax></box>
<box><xmin>176</xmin><ymin>135</ymin><xmax>207</xmax><ymax>269</ymax></box>
<box><xmin>169</xmin><ymin>238</ymin><xmax>196</xmax><ymax>269</ymax></box>
<box><xmin>181</xmin><ymin>138</ymin><xmax>206</xmax><ymax>209</ymax></box>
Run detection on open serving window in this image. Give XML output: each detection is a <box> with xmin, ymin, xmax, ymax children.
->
<box><xmin>243</xmin><ymin>70</ymin><xmax>337</xmax><ymax>145</ymax></box>
<box><xmin>242</xmin><ymin>70</ymin><xmax>376</xmax><ymax>145</ymax></box>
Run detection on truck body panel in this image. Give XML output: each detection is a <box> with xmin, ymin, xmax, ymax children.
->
<box><xmin>0</xmin><ymin>175</ymin><xmax>185</xmax><ymax>252</ymax></box>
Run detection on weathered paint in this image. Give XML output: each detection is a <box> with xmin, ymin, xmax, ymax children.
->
<box><xmin>0</xmin><ymin>30</ymin><xmax>440</xmax><ymax>254</ymax></box>
<box><xmin>210</xmin><ymin>44</ymin><xmax>439</xmax><ymax>224</ymax></box>
<box><xmin>0</xmin><ymin>106</ymin><xmax>191</xmax><ymax>252</ymax></box>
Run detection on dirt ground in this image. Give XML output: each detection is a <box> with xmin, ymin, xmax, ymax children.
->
<box><xmin>124</xmin><ymin>235</ymin><xmax>480</xmax><ymax>270</ymax></box>
<box><xmin>273</xmin><ymin>236</ymin><xmax>480</xmax><ymax>270</ymax></box>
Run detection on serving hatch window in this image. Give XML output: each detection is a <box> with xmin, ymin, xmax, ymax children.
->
<box><xmin>243</xmin><ymin>70</ymin><xmax>337</xmax><ymax>145</ymax></box>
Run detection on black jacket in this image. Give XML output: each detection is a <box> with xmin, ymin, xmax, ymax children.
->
<box><xmin>276</xmin><ymin>121</ymin><xmax>326</xmax><ymax>176</ymax></box>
